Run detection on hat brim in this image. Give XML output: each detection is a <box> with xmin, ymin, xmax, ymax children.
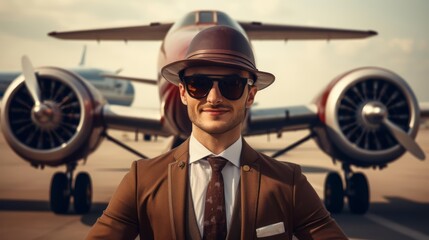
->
<box><xmin>161</xmin><ymin>58</ymin><xmax>275</xmax><ymax>90</ymax></box>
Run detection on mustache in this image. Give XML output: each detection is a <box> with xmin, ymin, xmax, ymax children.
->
<box><xmin>199</xmin><ymin>103</ymin><xmax>232</xmax><ymax>110</ymax></box>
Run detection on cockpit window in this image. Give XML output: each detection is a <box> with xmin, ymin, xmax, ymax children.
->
<box><xmin>169</xmin><ymin>10</ymin><xmax>246</xmax><ymax>37</ymax></box>
<box><xmin>216</xmin><ymin>11</ymin><xmax>243</xmax><ymax>31</ymax></box>
<box><xmin>198</xmin><ymin>11</ymin><xmax>214</xmax><ymax>24</ymax></box>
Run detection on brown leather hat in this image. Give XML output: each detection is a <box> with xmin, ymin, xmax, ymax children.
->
<box><xmin>161</xmin><ymin>26</ymin><xmax>275</xmax><ymax>90</ymax></box>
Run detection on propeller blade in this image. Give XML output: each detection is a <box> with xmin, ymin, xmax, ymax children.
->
<box><xmin>21</xmin><ymin>55</ymin><xmax>42</xmax><ymax>106</ymax></box>
<box><xmin>383</xmin><ymin>119</ymin><xmax>425</xmax><ymax>160</ymax></box>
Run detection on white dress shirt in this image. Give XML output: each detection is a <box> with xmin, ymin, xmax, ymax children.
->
<box><xmin>188</xmin><ymin>134</ymin><xmax>241</xmax><ymax>237</ymax></box>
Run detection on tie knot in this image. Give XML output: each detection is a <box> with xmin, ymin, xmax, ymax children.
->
<box><xmin>207</xmin><ymin>156</ymin><xmax>228</xmax><ymax>172</ymax></box>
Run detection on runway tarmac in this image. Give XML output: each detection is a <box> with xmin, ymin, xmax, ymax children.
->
<box><xmin>0</xmin><ymin>128</ymin><xmax>428</xmax><ymax>239</ymax></box>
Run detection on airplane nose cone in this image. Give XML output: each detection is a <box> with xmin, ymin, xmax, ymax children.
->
<box><xmin>361</xmin><ymin>101</ymin><xmax>387</xmax><ymax>126</ymax></box>
<box><xmin>31</xmin><ymin>100</ymin><xmax>63</xmax><ymax>130</ymax></box>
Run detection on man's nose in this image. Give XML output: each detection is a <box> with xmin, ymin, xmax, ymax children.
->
<box><xmin>206</xmin><ymin>82</ymin><xmax>223</xmax><ymax>105</ymax></box>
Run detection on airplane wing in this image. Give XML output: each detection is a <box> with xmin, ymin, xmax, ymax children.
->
<box><xmin>239</xmin><ymin>21</ymin><xmax>377</xmax><ymax>40</ymax></box>
<box><xmin>103</xmin><ymin>105</ymin><xmax>165</xmax><ymax>136</ymax></box>
<box><xmin>245</xmin><ymin>105</ymin><xmax>318</xmax><ymax>135</ymax></box>
<box><xmin>247</xmin><ymin>102</ymin><xmax>429</xmax><ymax>137</ymax></box>
<box><xmin>48</xmin><ymin>22</ymin><xmax>174</xmax><ymax>41</ymax></box>
<box><xmin>101</xmin><ymin>73</ymin><xmax>158</xmax><ymax>85</ymax></box>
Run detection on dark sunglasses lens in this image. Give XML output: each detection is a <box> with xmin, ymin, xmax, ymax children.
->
<box><xmin>185</xmin><ymin>77</ymin><xmax>212</xmax><ymax>98</ymax></box>
<box><xmin>219</xmin><ymin>78</ymin><xmax>246</xmax><ymax>100</ymax></box>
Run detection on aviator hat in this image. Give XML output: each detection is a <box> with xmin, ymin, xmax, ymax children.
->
<box><xmin>161</xmin><ymin>26</ymin><xmax>275</xmax><ymax>90</ymax></box>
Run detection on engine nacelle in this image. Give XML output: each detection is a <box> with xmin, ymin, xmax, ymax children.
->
<box><xmin>313</xmin><ymin>67</ymin><xmax>420</xmax><ymax>167</ymax></box>
<box><xmin>1</xmin><ymin>67</ymin><xmax>106</xmax><ymax>167</ymax></box>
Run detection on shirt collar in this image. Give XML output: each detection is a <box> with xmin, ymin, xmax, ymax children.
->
<box><xmin>189</xmin><ymin>134</ymin><xmax>242</xmax><ymax>168</ymax></box>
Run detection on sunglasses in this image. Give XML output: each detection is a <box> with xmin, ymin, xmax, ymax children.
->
<box><xmin>181</xmin><ymin>74</ymin><xmax>254</xmax><ymax>100</ymax></box>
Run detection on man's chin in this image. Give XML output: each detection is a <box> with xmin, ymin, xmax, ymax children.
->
<box><xmin>198</xmin><ymin>123</ymin><xmax>235</xmax><ymax>135</ymax></box>
<box><xmin>205</xmin><ymin>121</ymin><xmax>245</xmax><ymax>134</ymax></box>
<box><xmin>202</xmin><ymin>127</ymin><xmax>230</xmax><ymax>135</ymax></box>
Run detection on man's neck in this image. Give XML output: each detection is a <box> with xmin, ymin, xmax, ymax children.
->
<box><xmin>192</xmin><ymin>127</ymin><xmax>241</xmax><ymax>155</ymax></box>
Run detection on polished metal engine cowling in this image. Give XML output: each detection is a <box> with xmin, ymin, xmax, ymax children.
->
<box><xmin>1</xmin><ymin>67</ymin><xmax>105</xmax><ymax>167</ymax></box>
<box><xmin>321</xmin><ymin>67</ymin><xmax>420</xmax><ymax>166</ymax></box>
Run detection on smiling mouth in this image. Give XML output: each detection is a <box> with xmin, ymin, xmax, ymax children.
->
<box><xmin>204</xmin><ymin>109</ymin><xmax>228</xmax><ymax>112</ymax></box>
<box><xmin>201</xmin><ymin>107</ymin><xmax>230</xmax><ymax>115</ymax></box>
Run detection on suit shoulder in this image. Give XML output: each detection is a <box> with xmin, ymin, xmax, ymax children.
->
<box><xmin>257</xmin><ymin>151</ymin><xmax>301</xmax><ymax>170</ymax></box>
<box><xmin>256</xmin><ymin>152</ymin><xmax>303</xmax><ymax>182</ymax></box>
<box><xmin>133</xmin><ymin>147</ymin><xmax>181</xmax><ymax>171</ymax></box>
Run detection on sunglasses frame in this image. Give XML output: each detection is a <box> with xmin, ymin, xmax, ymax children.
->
<box><xmin>180</xmin><ymin>74</ymin><xmax>254</xmax><ymax>100</ymax></box>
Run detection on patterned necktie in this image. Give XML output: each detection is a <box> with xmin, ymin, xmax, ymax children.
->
<box><xmin>203</xmin><ymin>156</ymin><xmax>228</xmax><ymax>240</ymax></box>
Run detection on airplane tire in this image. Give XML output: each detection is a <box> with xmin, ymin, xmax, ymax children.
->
<box><xmin>144</xmin><ymin>134</ymin><xmax>151</xmax><ymax>141</ymax></box>
<box><xmin>74</xmin><ymin>172</ymin><xmax>92</xmax><ymax>214</ymax></box>
<box><xmin>324</xmin><ymin>172</ymin><xmax>344</xmax><ymax>213</ymax></box>
<box><xmin>348</xmin><ymin>172</ymin><xmax>369</xmax><ymax>214</ymax></box>
<box><xmin>50</xmin><ymin>172</ymin><xmax>70</xmax><ymax>214</ymax></box>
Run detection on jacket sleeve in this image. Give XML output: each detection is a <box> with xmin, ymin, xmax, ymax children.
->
<box><xmin>292</xmin><ymin>165</ymin><xmax>348</xmax><ymax>240</ymax></box>
<box><xmin>85</xmin><ymin>161</ymin><xmax>139</xmax><ymax>240</ymax></box>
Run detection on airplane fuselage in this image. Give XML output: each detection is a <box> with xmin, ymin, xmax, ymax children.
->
<box><xmin>156</xmin><ymin>11</ymin><xmax>248</xmax><ymax>138</ymax></box>
<box><xmin>70</xmin><ymin>68</ymin><xmax>135</xmax><ymax>106</ymax></box>
<box><xmin>0</xmin><ymin>68</ymin><xmax>134</xmax><ymax>106</ymax></box>
<box><xmin>0</xmin><ymin>72</ymin><xmax>20</xmax><ymax>98</ymax></box>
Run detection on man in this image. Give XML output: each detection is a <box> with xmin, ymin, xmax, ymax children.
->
<box><xmin>86</xmin><ymin>26</ymin><xmax>347</xmax><ymax>239</ymax></box>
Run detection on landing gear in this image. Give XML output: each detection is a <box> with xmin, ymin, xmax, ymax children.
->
<box><xmin>348</xmin><ymin>172</ymin><xmax>369</xmax><ymax>214</ymax></box>
<box><xmin>144</xmin><ymin>134</ymin><xmax>151</xmax><ymax>141</ymax></box>
<box><xmin>50</xmin><ymin>172</ymin><xmax>70</xmax><ymax>214</ymax></box>
<box><xmin>324</xmin><ymin>172</ymin><xmax>344</xmax><ymax>213</ymax></box>
<box><xmin>323</xmin><ymin>164</ymin><xmax>370</xmax><ymax>214</ymax></box>
<box><xmin>49</xmin><ymin>163</ymin><xmax>92</xmax><ymax>214</ymax></box>
<box><xmin>74</xmin><ymin>172</ymin><xmax>92</xmax><ymax>214</ymax></box>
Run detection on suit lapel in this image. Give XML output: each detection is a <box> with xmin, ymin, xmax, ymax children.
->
<box><xmin>168</xmin><ymin>139</ymin><xmax>190</xmax><ymax>240</ymax></box>
<box><xmin>227</xmin><ymin>181</ymin><xmax>241</xmax><ymax>240</ymax></box>
<box><xmin>239</xmin><ymin>139</ymin><xmax>261</xmax><ymax>239</ymax></box>
<box><xmin>186</xmin><ymin>185</ymin><xmax>202</xmax><ymax>240</ymax></box>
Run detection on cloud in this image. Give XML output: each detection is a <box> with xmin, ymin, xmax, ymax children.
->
<box><xmin>388</xmin><ymin>38</ymin><xmax>414</xmax><ymax>54</ymax></box>
<box><xmin>332</xmin><ymin>40</ymin><xmax>371</xmax><ymax>56</ymax></box>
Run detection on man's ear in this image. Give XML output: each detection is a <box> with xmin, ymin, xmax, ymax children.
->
<box><xmin>179</xmin><ymin>83</ymin><xmax>188</xmax><ymax>105</ymax></box>
<box><xmin>245</xmin><ymin>86</ymin><xmax>257</xmax><ymax>108</ymax></box>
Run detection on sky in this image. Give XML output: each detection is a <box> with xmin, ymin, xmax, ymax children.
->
<box><xmin>0</xmin><ymin>0</ymin><xmax>428</xmax><ymax>108</ymax></box>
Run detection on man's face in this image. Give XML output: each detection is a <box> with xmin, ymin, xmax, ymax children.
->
<box><xmin>179</xmin><ymin>66</ymin><xmax>257</xmax><ymax>136</ymax></box>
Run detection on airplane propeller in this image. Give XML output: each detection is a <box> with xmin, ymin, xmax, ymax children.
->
<box><xmin>361</xmin><ymin>101</ymin><xmax>425</xmax><ymax>160</ymax></box>
<box><xmin>22</xmin><ymin>55</ymin><xmax>42</xmax><ymax>108</ymax></box>
<box><xmin>22</xmin><ymin>56</ymin><xmax>57</xmax><ymax>127</ymax></box>
<box><xmin>383</xmin><ymin>118</ymin><xmax>425</xmax><ymax>160</ymax></box>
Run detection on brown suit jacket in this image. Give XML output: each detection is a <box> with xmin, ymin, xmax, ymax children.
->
<box><xmin>86</xmin><ymin>139</ymin><xmax>347</xmax><ymax>239</ymax></box>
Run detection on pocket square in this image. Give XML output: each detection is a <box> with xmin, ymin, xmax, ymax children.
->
<box><xmin>256</xmin><ymin>222</ymin><xmax>285</xmax><ymax>238</ymax></box>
